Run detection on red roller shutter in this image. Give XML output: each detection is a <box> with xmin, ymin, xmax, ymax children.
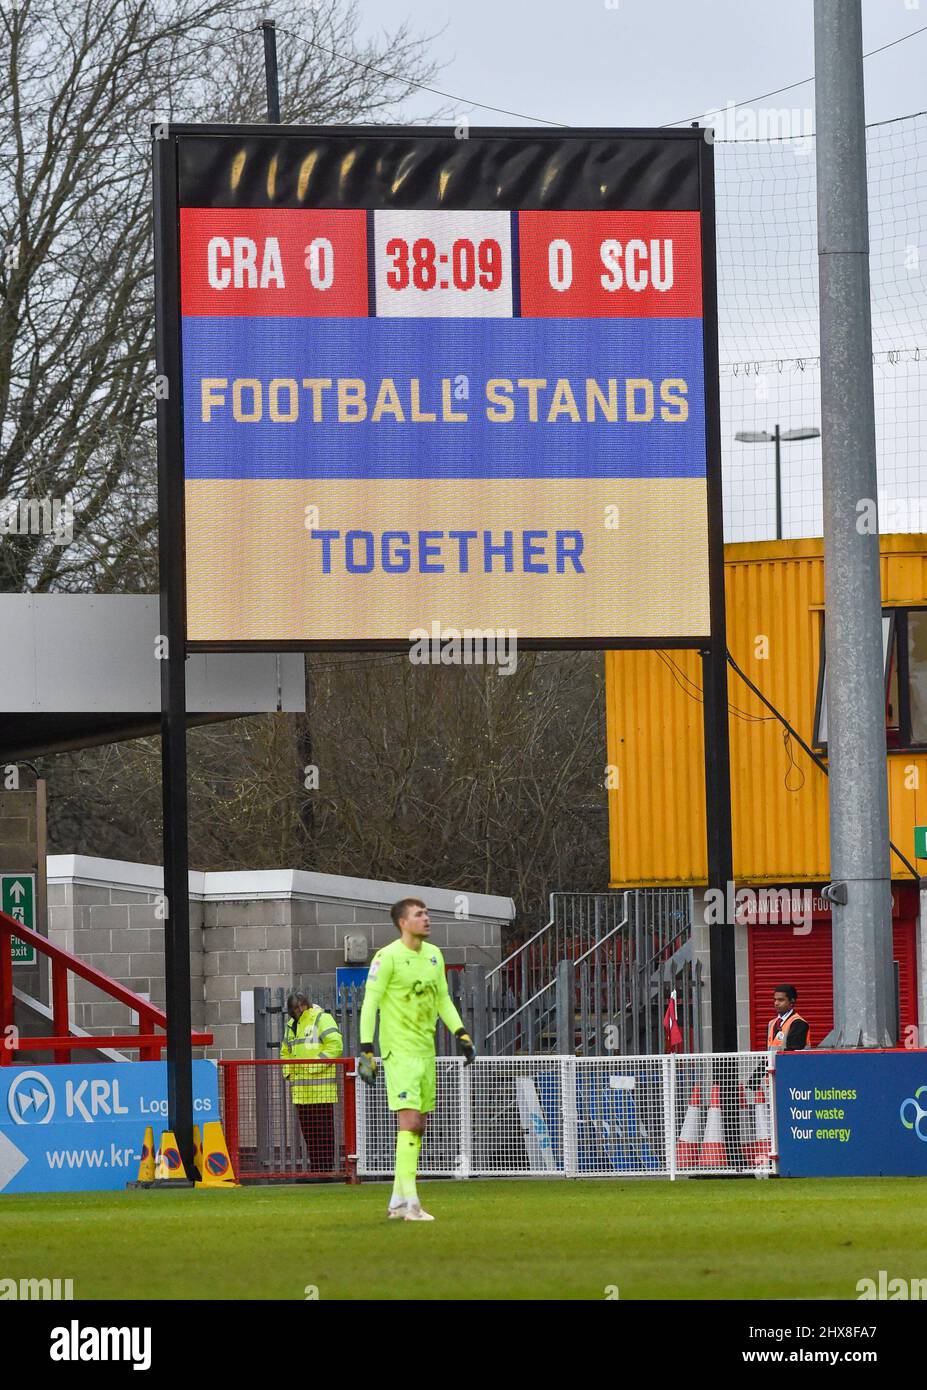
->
<box><xmin>747</xmin><ymin>885</ymin><xmax>920</xmax><ymax>1049</ymax></box>
<box><xmin>895</xmin><ymin>917</ymin><xmax>918</xmax><ymax>1039</ymax></box>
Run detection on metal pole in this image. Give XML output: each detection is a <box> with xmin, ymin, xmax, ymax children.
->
<box><xmin>555</xmin><ymin>959</ymin><xmax>573</xmax><ymax>1055</ymax></box>
<box><xmin>259</xmin><ymin>986</ymin><xmax>286</xmax><ymax>1174</ymax></box>
<box><xmin>698</xmin><ymin>134</ymin><xmax>737</xmax><ymax>1052</ymax></box>
<box><xmin>773</xmin><ymin>423</ymin><xmax>782</xmax><ymax>540</ymax></box>
<box><xmin>262</xmin><ymin>19</ymin><xmax>281</xmax><ymax>123</ymax></box>
<box><xmin>465</xmin><ymin>963</ymin><xmax>487</xmax><ymax>1052</ymax></box>
<box><xmin>154</xmin><ymin>132</ymin><xmax>195</xmax><ymax>1177</ymax></box>
<box><xmin>814</xmin><ymin>0</ymin><xmax>894</xmax><ymax>1046</ymax></box>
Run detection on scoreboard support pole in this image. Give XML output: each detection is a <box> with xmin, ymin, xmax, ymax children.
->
<box><xmin>154</xmin><ymin>131</ymin><xmax>196</xmax><ymax>1180</ymax></box>
<box><xmin>698</xmin><ymin>133</ymin><xmax>738</xmax><ymax>1056</ymax></box>
<box><xmin>262</xmin><ymin>20</ymin><xmax>281</xmax><ymax>124</ymax></box>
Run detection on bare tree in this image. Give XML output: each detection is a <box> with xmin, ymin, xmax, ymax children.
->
<box><xmin>47</xmin><ymin>652</ymin><xmax>610</xmax><ymax>936</ymax></box>
<box><xmin>9</xmin><ymin>3</ymin><xmax>612</xmax><ymax>934</ymax></box>
<box><xmin>0</xmin><ymin>0</ymin><xmax>442</xmax><ymax>592</ymax></box>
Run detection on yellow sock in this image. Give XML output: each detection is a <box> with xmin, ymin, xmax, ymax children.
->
<box><xmin>395</xmin><ymin>1130</ymin><xmax>421</xmax><ymax>1202</ymax></box>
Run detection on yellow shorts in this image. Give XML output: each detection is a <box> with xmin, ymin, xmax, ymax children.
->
<box><xmin>383</xmin><ymin>1055</ymin><xmax>436</xmax><ymax>1113</ymax></box>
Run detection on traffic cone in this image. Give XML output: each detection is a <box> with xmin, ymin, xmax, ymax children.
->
<box><xmin>136</xmin><ymin>1125</ymin><xmax>155</xmax><ymax>1183</ymax></box>
<box><xmin>738</xmin><ymin>1082</ymin><xmax>755</xmax><ymax>1165</ymax></box>
<box><xmin>192</xmin><ymin>1124</ymin><xmax>203</xmax><ymax>1180</ymax></box>
<box><xmin>675</xmin><ymin>1083</ymin><xmax>702</xmax><ymax>1168</ymax></box>
<box><xmin>753</xmin><ymin>1087</ymin><xmax>771</xmax><ymax>1168</ymax></box>
<box><xmin>196</xmin><ymin>1120</ymin><xmax>239</xmax><ymax>1188</ymax></box>
<box><xmin>698</xmin><ymin>1084</ymin><xmax>728</xmax><ymax>1168</ymax></box>
<box><xmin>154</xmin><ymin>1129</ymin><xmax>187</xmax><ymax>1181</ymax></box>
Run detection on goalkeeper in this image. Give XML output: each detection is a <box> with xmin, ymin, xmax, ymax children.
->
<box><xmin>358</xmin><ymin>897</ymin><xmax>475</xmax><ymax>1221</ymax></box>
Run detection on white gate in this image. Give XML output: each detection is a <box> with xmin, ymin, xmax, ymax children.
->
<box><xmin>356</xmin><ymin>1052</ymin><xmax>777</xmax><ymax>1179</ymax></box>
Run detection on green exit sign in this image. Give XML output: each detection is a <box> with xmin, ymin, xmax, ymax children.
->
<box><xmin>916</xmin><ymin>827</ymin><xmax>927</xmax><ymax>860</ymax></box>
<box><xmin>1</xmin><ymin>874</ymin><xmax>36</xmax><ymax>965</ymax></box>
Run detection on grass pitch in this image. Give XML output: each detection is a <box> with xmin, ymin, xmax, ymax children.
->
<box><xmin>2</xmin><ymin>1178</ymin><xmax>924</xmax><ymax>1300</ymax></box>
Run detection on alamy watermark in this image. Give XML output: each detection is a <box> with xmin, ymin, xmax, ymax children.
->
<box><xmin>703</xmin><ymin>883</ymin><xmax>813</xmax><ymax>935</ymax></box>
<box><xmin>702</xmin><ymin>102</ymin><xmax>814</xmax><ymax>155</ymax></box>
<box><xmin>857</xmin><ymin>495</ymin><xmax>927</xmax><ymax>534</ymax></box>
<box><xmin>0</xmin><ymin>496</ymin><xmax>73</xmax><ymax>544</ymax></box>
<box><xmin>0</xmin><ymin>1275</ymin><xmax>74</xmax><ymax>1299</ymax></box>
<box><xmin>408</xmin><ymin>622</ymin><xmax>518</xmax><ymax>676</ymax></box>
<box><xmin>857</xmin><ymin>1270</ymin><xmax>927</xmax><ymax>1300</ymax></box>
<box><xmin>50</xmin><ymin>1321</ymin><xmax>151</xmax><ymax>1370</ymax></box>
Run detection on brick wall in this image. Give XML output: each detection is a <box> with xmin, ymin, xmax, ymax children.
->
<box><xmin>44</xmin><ymin>859</ymin><xmax>510</xmax><ymax>1060</ymax></box>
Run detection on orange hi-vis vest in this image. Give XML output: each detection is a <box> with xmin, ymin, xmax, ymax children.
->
<box><xmin>767</xmin><ymin>1010</ymin><xmax>810</xmax><ymax>1050</ymax></box>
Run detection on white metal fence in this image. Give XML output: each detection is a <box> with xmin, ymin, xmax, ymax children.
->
<box><xmin>356</xmin><ymin>1053</ymin><xmax>776</xmax><ymax>1180</ymax></box>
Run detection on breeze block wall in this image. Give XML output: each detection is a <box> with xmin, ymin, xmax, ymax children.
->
<box><xmin>45</xmin><ymin>857</ymin><xmax>513</xmax><ymax>1060</ymax></box>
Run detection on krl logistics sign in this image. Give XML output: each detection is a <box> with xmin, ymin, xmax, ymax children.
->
<box><xmin>160</xmin><ymin>127</ymin><xmax>718</xmax><ymax>647</ymax></box>
<box><xmin>0</xmin><ymin>1062</ymin><xmax>220</xmax><ymax>1193</ymax></box>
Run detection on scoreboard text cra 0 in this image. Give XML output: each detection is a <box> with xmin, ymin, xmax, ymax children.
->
<box><xmin>157</xmin><ymin>127</ymin><xmax>719</xmax><ymax>648</ymax></box>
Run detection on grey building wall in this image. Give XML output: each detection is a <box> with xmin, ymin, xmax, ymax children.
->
<box><xmin>202</xmin><ymin>893</ymin><xmax>503</xmax><ymax>1058</ymax></box>
<box><xmin>42</xmin><ymin>858</ymin><xmax>511</xmax><ymax>1061</ymax></box>
<box><xmin>47</xmin><ymin>877</ymin><xmax>206</xmax><ymax>1041</ymax></box>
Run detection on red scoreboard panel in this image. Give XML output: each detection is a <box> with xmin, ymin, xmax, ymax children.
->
<box><xmin>518</xmin><ymin>212</ymin><xmax>703</xmax><ymax>319</ymax></box>
<box><xmin>180</xmin><ymin>208</ymin><xmax>369</xmax><ymax>318</ymax></box>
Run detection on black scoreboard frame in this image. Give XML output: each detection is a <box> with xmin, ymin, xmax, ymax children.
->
<box><xmin>153</xmin><ymin>124</ymin><xmax>734</xmax><ymax>1172</ymax></box>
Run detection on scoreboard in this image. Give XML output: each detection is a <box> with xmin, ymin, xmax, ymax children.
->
<box><xmin>160</xmin><ymin>127</ymin><xmax>717</xmax><ymax>648</ymax></box>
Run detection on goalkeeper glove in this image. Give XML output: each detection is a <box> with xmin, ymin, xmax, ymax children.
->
<box><xmin>357</xmin><ymin>1047</ymin><xmax>377</xmax><ymax>1086</ymax></box>
<box><xmin>455</xmin><ymin>1028</ymin><xmax>476</xmax><ymax>1066</ymax></box>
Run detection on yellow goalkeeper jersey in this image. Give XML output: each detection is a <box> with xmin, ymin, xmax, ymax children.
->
<box><xmin>359</xmin><ymin>938</ymin><xmax>463</xmax><ymax>1058</ymax></box>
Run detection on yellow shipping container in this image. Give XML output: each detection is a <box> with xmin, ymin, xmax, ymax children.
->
<box><xmin>606</xmin><ymin>535</ymin><xmax>927</xmax><ymax>887</ymax></box>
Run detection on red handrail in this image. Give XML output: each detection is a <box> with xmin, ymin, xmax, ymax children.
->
<box><xmin>0</xmin><ymin>910</ymin><xmax>212</xmax><ymax>1064</ymax></box>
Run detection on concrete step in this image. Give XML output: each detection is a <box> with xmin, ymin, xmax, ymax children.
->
<box><xmin>13</xmin><ymin>986</ymin><xmax>129</xmax><ymax>1064</ymax></box>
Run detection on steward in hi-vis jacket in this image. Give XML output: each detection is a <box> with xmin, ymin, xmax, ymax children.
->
<box><xmin>282</xmin><ymin>990</ymin><xmax>343</xmax><ymax>1172</ymax></box>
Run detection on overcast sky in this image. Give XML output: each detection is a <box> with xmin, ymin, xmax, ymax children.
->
<box><xmin>348</xmin><ymin>0</ymin><xmax>927</xmax><ymax>542</ymax></box>
<box><xmin>353</xmin><ymin>0</ymin><xmax>927</xmax><ymax>132</ymax></box>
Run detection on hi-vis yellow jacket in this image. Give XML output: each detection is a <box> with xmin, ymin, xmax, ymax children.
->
<box><xmin>281</xmin><ymin>1006</ymin><xmax>343</xmax><ymax>1104</ymax></box>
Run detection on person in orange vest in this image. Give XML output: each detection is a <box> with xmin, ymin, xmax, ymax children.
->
<box><xmin>767</xmin><ymin>984</ymin><xmax>810</xmax><ymax>1050</ymax></box>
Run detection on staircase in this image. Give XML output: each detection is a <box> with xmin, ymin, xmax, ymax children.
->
<box><xmin>482</xmin><ymin>889</ymin><xmax>699</xmax><ymax>1056</ymax></box>
<box><xmin>12</xmin><ymin>986</ymin><xmax>129</xmax><ymax>1064</ymax></box>
<box><xmin>0</xmin><ymin>911</ymin><xmax>212</xmax><ymax>1064</ymax></box>
<box><xmin>482</xmin><ymin>893</ymin><xmax>626</xmax><ymax>1053</ymax></box>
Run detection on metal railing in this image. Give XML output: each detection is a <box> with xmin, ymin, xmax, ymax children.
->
<box><xmin>260</xmin><ymin>890</ymin><xmax>699</xmax><ymax>1063</ymax></box>
<box><xmin>357</xmin><ymin>1053</ymin><xmax>776</xmax><ymax>1180</ymax></box>
<box><xmin>483</xmin><ymin>889</ymin><xmax>697</xmax><ymax>1056</ymax></box>
<box><xmin>217</xmin><ymin>1052</ymin><xmax>777</xmax><ymax>1185</ymax></box>
<box><xmin>569</xmin><ymin>889</ymin><xmax>700</xmax><ymax>1055</ymax></box>
<box><xmin>0</xmin><ymin>912</ymin><xmax>212</xmax><ymax>1063</ymax></box>
<box><xmin>219</xmin><ymin>1058</ymin><xmax>358</xmax><ymax>1183</ymax></box>
<box><xmin>484</xmin><ymin>892</ymin><xmax>630</xmax><ymax>1054</ymax></box>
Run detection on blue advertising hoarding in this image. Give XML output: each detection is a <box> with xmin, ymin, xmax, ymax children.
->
<box><xmin>776</xmin><ymin>1051</ymin><xmax>927</xmax><ymax>1177</ymax></box>
<box><xmin>0</xmin><ymin>1061</ymin><xmax>220</xmax><ymax>1194</ymax></box>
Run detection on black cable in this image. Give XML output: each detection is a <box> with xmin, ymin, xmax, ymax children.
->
<box><xmin>663</xmin><ymin>25</ymin><xmax>927</xmax><ymax>128</ymax></box>
<box><xmin>726</xmin><ymin>649</ymin><xmax>919</xmax><ymax>880</ymax></box>
<box><xmin>654</xmin><ymin>649</ymin><xmax>773</xmax><ymax>723</ymax></box>
<box><xmin>273</xmin><ymin>24</ymin><xmax>569</xmax><ymax>127</ymax></box>
<box><xmin>235</xmin><ymin>19</ymin><xmax>927</xmax><ymax>137</ymax></box>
